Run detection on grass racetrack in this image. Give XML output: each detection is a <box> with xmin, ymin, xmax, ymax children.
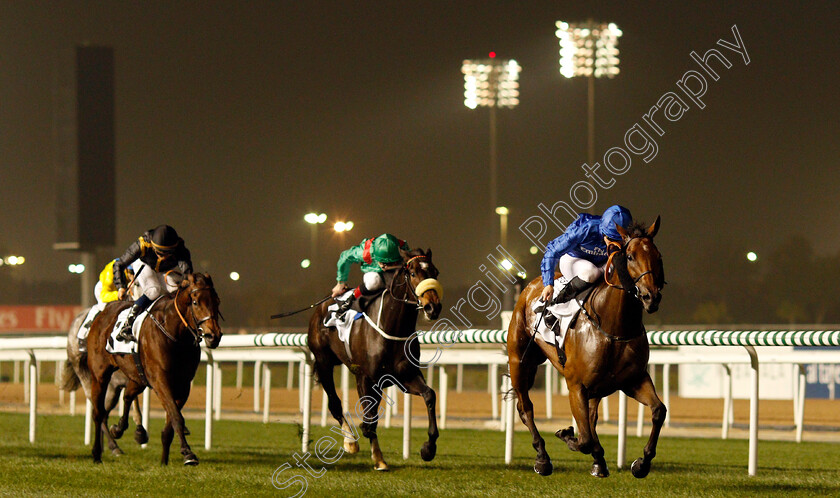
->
<box><xmin>1</xmin><ymin>412</ymin><xmax>839</xmax><ymax>497</ymax></box>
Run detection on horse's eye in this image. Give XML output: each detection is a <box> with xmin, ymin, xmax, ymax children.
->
<box><xmin>192</xmin><ymin>301</ymin><xmax>198</xmax><ymax>306</ymax></box>
<box><xmin>411</xmin><ymin>272</ymin><xmax>416</xmax><ymax>277</ymax></box>
<box><xmin>627</xmin><ymin>255</ymin><xmax>634</xmax><ymax>262</ymax></box>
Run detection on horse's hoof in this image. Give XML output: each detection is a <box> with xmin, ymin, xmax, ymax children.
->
<box><xmin>134</xmin><ymin>426</ymin><xmax>149</xmax><ymax>445</ymax></box>
<box><xmin>590</xmin><ymin>461</ymin><xmax>610</xmax><ymax>478</ymax></box>
<box><xmin>534</xmin><ymin>459</ymin><xmax>553</xmax><ymax>476</ymax></box>
<box><xmin>343</xmin><ymin>441</ymin><xmax>359</xmax><ymax>454</ymax></box>
<box><xmin>373</xmin><ymin>462</ymin><xmax>389</xmax><ymax>472</ymax></box>
<box><xmin>111</xmin><ymin>447</ymin><xmax>125</xmax><ymax>457</ymax></box>
<box><xmin>555</xmin><ymin>426</ymin><xmax>575</xmax><ymax>441</ymax></box>
<box><xmin>93</xmin><ymin>458</ymin><xmax>102</xmax><ymax>465</ymax></box>
<box><xmin>109</xmin><ymin>425</ymin><xmax>124</xmax><ymax>440</ymax></box>
<box><xmin>631</xmin><ymin>457</ymin><xmax>650</xmax><ymax>478</ymax></box>
<box><xmin>420</xmin><ymin>442</ymin><xmax>437</xmax><ymax>462</ymax></box>
<box><xmin>184</xmin><ymin>453</ymin><xmax>199</xmax><ymax>466</ymax></box>
<box><xmin>183</xmin><ymin>426</ymin><xmax>191</xmax><ymax>436</ymax></box>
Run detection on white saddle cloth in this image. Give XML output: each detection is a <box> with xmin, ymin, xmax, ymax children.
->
<box><xmin>323</xmin><ymin>290</ymin><xmax>362</xmax><ymax>345</ymax></box>
<box><xmin>105</xmin><ymin>307</ymin><xmax>152</xmax><ymax>355</ymax></box>
<box><xmin>531</xmin><ymin>277</ymin><xmax>582</xmax><ymax>347</ymax></box>
<box><xmin>77</xmin><ymin>302</ymin><xmax>107</xmax><ymax>344</ymax></box>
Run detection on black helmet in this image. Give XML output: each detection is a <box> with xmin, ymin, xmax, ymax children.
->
<box><xmin>150</xmin><ymin>225</ymin><xmax>180</xmax><ymax>253</ymax></box>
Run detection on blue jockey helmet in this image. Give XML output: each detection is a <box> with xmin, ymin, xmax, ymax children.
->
<box><xmin>599</xmin><ymin>205</ymin><xmax>633</xmax><ymax>240</ymax></box>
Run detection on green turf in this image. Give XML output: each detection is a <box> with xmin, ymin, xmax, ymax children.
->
<box><xmin>0</xmin><ymin>412</ymin><xmax>838</xmax><ymax>497</ymax></box>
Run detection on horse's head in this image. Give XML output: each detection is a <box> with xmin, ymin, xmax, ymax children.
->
<box><xmin>614</xmin><ymin>217</ymin><xmax>665</xmax><ymax>313</ymax></box>
<box><xmin>401</xmin><ymin>248</ymin><xmax>443</xmax><ymax>321</ymax></box>
<box><xmin>179</xmin><ymin>273</ymin><xmax>223</xmax><ymax>348</ymax></box>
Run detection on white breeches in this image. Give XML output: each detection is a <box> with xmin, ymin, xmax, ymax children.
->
<box><xmin>133</xmin><ymin>263</ymin><xmax>179</xmax><ymax>300</ymax></box>
<box><xmin>558</xmin><ymin>254</ymin><xmax>604</xmax><ymax>283</ymax></box>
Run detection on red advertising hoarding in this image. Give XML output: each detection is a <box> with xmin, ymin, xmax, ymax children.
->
<box><xmin>0</xmin><ymin>306</ymin><xmax>85</xmax><ymax>333</ymax></box>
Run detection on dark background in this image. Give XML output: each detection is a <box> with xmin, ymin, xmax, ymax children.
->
<box><xmin>1</xmin><ymin>1</ymin><xmax>838</xmax><ymax>326</ymax></box>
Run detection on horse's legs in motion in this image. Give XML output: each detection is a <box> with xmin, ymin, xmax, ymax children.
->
<box><xmin>132</xmin><ymin>387</ymin><xmax>149</xmax><ymax>445</ymax></box>
<box><xmin>101</xmin><ymin>382</ymin><xmax>124</xmax><ymax>456</ymax></box>
<box><xmin>90</xmin><ymin>368</ymin><xmax>114</xmax><ymax>464</ymax></box>
<box><xmin>587</xmin><ymin>398</ymin><xmax>609</xmax><ymax>477</ymax></box>
<box><xmin>625</xmin><ymin>373</ymin><xmax>666</xmax><ymax>478</ymax></box>
<box><xmin>401</xmin><ymin>372</ymin><xmax>438</xmax><ymax>462</ymax></box>
<box><xmin>357</xmin><ymin>375</ymin><xmax>388</xmax><ymax>471</ymax></box>
<box><xmin>510</xmin><ymin>354</ymin><xmax>552</xmax><ymax>475</ymax></box>
<box><xmin>316</xmin><ymin>360</ymin><xmax>358</xmax><ymax>453</ymax></box>
<box><xmin>155</xmin><ymin>382</ymin><xmax>197</xmax><ymax>466</ymax></box>
<box><xmin>110</xmin><ymin>380</ymin><xmax>145</xmax><ymax>443</ymax></box>
<box><xmin>557</xmin><ymin>384</ymin><xmax>597</xmax><ymax>458</ymax></box>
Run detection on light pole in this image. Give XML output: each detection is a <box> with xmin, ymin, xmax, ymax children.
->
<box><xmin>462</xmin><ymin>53</ymin><xmax>520</xmax><ymax>244</ymax></box>
<box><xmin>495</xmin><ymin>206</ymin><xmax>509</xmax><ymax>247</ymax></box>
<box><xmin>556</xmin><ymin>21</ymin><xmax>622</xmax><ymax>167</ymax></box>
<box><xmin>304</xmin><ymin>213</ymin><xmax>327</xmax><ymax>267</ymax></box>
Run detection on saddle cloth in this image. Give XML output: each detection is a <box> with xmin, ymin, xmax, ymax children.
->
<box><xmin>105</xmin><ymin>306</ymin><xmax>153</xmax><ymax>355</ymax></box>
<box><xmin>76</xmin><ymin>302</ymin><xmax>108</xmax><ymax>349</ymax></box>
<box><xmin>323</xmin><ymin>290</ymin><xmax>363</xmax><ymax>344</ymax></box>
<box><xmin>531</xmin><ymin>277</ymin><xmax>582</xmax><ymax>347</ymax></box>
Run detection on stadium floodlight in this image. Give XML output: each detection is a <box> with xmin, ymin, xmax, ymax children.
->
<box><xmin>462</xmin><ymin>56</ymin><xmax>521</xmax><ymax>110</ymax></box>
<box><xmin>555</xmin><ymin>20</ymin><xmax>623</xmax><ymax>166</ymax></box>
<box><xmin>462</xmin><ymin>53</ymin><xmax>521</xmax><ymax>244</ymax></box>
<box><xmin>556</xmin><ymin>20</ymin><xmax>622</xmax><ymax>79</ymax></box>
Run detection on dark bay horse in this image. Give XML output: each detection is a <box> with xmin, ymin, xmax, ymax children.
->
<box><xmin>62</xmin><ymin>309</ymin><xmax>148</xmax><ymax>455</ymax></box>
<box><xmin>85</xmin><ymin>273</ymin><xmax>222</xmax><ymax>465</ymax></box>
<box><xmin>308</xmin><ymin>248</ymin><xmax>443</xmax><ymax>470</ymax></box>
<box><xmin>507</xmin><ymin>218</ymin><xmax>666</xmax><ymax>478</ymax></box>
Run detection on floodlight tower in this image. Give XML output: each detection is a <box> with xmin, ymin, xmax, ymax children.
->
<box><xmin>462</xmin><ymin>54</ymin><xmax>521</xmax><ymax>242</ymax></box>
<box><xmin>556</xmin><ymin>21</ymin><xmax>622</xmax><ymax>166</ymax></box>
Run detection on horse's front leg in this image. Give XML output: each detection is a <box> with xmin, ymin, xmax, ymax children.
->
<box><xmin>131</xmin><ymin>387</ymin><xmax>149</xmax><ymax>445</ymax></box>
<box><xmin>401</xmin><ymin>372</ymin><xmax>438</xmax><ymax>462</ymax></box>
<box><xmin>357</xmin><ymin>375</ymin><xmax>388</xmax><ymax>471</ymax></box>
<box><xmin>556</xmin><ymin>382</ymin><xmax>595</xmax><ymax>456</ymax></box>
<box><xmin>154</xmin><ymin>381</ymin><xmax>197</xmax><ymax>465</ymax></box>
<box><xmin>624</xmin><ymin>373</ymin><xmax>666</xmax><ymax>478</ymax></box>
<box><xmin>90</xmin><ymin>368</ymin><xmax>114</xmax><ymax>464</ymax></box>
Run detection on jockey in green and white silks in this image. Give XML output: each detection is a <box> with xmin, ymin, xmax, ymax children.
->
<box><xmin>331</xmin><ymin>234</ymin><xmax>410</xmax><ymax>312</ymax></box>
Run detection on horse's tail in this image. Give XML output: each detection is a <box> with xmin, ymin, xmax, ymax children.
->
<box><xmin>60</xmin><ymin>359</ymin><xmax>83</xmax><ymax>392</ymax></box>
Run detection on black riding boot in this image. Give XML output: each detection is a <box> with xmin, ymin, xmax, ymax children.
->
<box><xmin>552</xmin><ymin>276</ymin><xmax>594</xmax><ymax>304</ymax></box>
<box><xmin>116</xmin><ymin>294</ymin><xmax>151</xmax><ymax>342</ymax></box>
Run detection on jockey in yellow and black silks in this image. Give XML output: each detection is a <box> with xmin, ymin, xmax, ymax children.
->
<box><xmin>113</xmin><ymin>225</ymin><xmax>193</xmax><ymax>342</ymax></box>
<box><xmin>331</xmin><ymin>234</ymin><xmax>410</xmax><ymax>313</ymax></box>
<box><xmin>95</xmin><ymin>259</ymin><xmax>134</xmax><ymax>304</ymax></box>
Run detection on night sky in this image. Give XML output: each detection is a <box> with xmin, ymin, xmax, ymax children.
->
<box><xmin>1</xmin><ymin>2</ymin><xmax>838</xmax><ymax>311</ymax></box>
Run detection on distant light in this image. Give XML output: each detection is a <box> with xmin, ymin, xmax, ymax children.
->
<box><xmin>317</xmin><ymin>213</ymin><xmax>327</xmax><ymax>223</ymax></box>
<box><xmin>229</xmin><ymin>271</ymin><xmax>240</xmax><ymax>281</ymax></box>
<box><xmin>500</xmin><ymin>259</ymin><xmax>514</xmax><ymax>270</ymax></box>
<box><xmin>300</xmin><ymin>259</ymin><xmax>311</xmax><ymax>269</ymax></box>
<box><xmin>334</xmin><ymin>222</ymin><xmax>346</xmax><ymax>232</ymax></box>
<box><xmin>489</xmin><ymin>51</ymin><xmax>496</xmax><ymax>58</ymax></box>
<box><xmin>304</xmin><ymin>213</ymin><xmax>319</xmax><ymax>224</ymax></box>
<box><xmin>529</xmin><ymin>246</ymin><xmax>539</xmax><ymax>255</ymax></box>
<box><xmin>7</xmin><ymin>256</ymin><xmax>19</xmax><ymax>265</ymax></box>
<box><xmin>495</xmin><ymin>206</ymin><xmax>509</xmax><ymax>216</ymax></box>
<box><xmin>746</xmin><ymin>251</ymin><xmax>758</xmax><ymax>262</ymax></box>
<box><xmin>344</xmin><ymin>221</ymin><xmax>354</xmax><ymax>231</ymax></box>
<box><xmin>16</xmin><ymin>256</ymin><xmax>24</xmax><ymax>265</ymax></box>
<box><xmin>68</xmin><ymin>264</ymin><xmax>85</xmax><ymax>274</ymax></box>
<box><xmin>516</xmin><ymin>271</ymin><xmax>527</xmax><ymax>279</ymax></box>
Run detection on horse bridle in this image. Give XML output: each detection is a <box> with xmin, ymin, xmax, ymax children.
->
<box><xmin>604</xmin><ymin>237</ymin><xmax>656</xmax><ymax>300</ymax></box>
<box><xmin>388</xmin><ymin>255</ymin><xmax>434</xmax><ymax>309</ymax></box>
<box><xmin>173</xmin><ymin>285</ymin><xmax>220</xmax><ymax>345</ymax></box>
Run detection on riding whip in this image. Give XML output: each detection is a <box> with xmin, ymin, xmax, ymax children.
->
<box><xmin>271</xmin><ymin>294</ymin><xmax>332</xmax><ymax>319</ymax></box>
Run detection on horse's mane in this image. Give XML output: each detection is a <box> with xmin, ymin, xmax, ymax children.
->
<box><xmin>627</xmin><ymin>221</ymin><xmax>649</xmax><ymax>238</ymax></box>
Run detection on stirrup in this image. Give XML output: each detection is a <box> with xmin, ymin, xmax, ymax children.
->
<box><xmin>116</xmin><ymin>327</ymin><xmax>136</xmax><ymax>343</ymax></box>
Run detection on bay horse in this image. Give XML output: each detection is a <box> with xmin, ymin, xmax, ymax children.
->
<box><xmin>85</xmin><ymin>272</ymin><xmax>222</xmax><ymax>465</ymax></box>
<box><xmin>507</xmin><ymin>218</ymin><xmax>666</xmax><ymax>478</ymax></box>
<box><xmin>62</xmin><ymin>309</ymin><xmax>148</xmax><ymax>455</ymax></box>
<box><xmin>308</xmin><ymin>248</ymin><xmax>443</xmax><ymax>471</ymax></box>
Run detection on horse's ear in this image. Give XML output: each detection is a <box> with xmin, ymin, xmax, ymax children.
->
<box><xmin>647</xmin><ymin>216</ymin><xmax>661</xmax><ymax>239</ymax></box>
<box><xmin>426</xmin><ymin>248</ymin><xmax>433</xmax><ymax>260</ymax></box>
<box><xmin>615</xmin><ymin>222</ymin><xmax>631</xmax><ymax>243</ymax></box>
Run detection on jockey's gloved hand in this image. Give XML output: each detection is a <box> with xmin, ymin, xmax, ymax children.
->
<box><xmin>541</xmin><ymin>285</ymin><xmax>554</xmax><ymax>303</ymax></box>
<box><xmin>331</xmin><ymin>282</ymin><xmax>348</xmax><ymax>297</ymax></box>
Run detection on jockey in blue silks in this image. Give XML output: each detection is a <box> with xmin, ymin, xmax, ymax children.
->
<box><xmin>540</xmin><ymin>205</ymin><xmax>633</xmax><ymax>303</ymax></box>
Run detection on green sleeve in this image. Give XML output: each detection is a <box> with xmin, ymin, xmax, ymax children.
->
<box><xmin>336</xmin><ymin>243</ymin><xmax>364</xmax><ymax>282</ymax></box>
